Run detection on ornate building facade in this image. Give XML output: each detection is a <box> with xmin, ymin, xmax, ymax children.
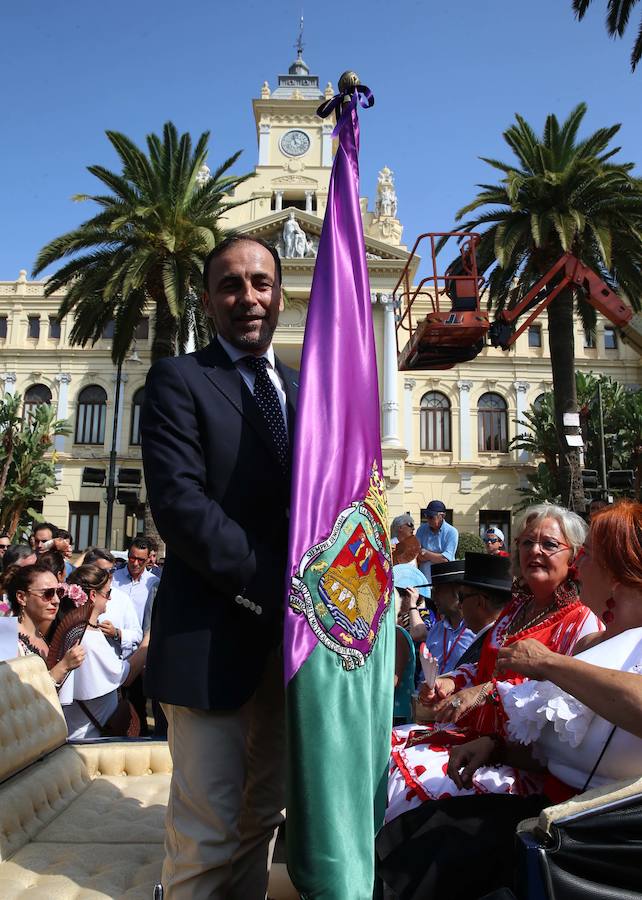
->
<box><xmin>1</xmin><ymin>52</ymin><xmax>640</xmax><ymax>547</ymax></box>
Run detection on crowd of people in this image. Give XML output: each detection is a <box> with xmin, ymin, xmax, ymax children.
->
<box><xmin>0</xmin><ymin>522</ymin><xmax>162</xmax><ymax>738</ymax></box>
<box><xmin>385</xmin><ymin>497</ymin><xmax>642</xmax><ymax>899</ymax></box>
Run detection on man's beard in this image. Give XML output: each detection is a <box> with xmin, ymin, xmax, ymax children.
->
<box><xmin>229</xmin><ymin>318</ymin><xmax>276</xmax><ymax>351</ymax></box>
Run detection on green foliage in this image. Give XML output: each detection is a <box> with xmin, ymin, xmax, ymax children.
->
<box><xmin>445</xmin><ymin>102</ymin><xmax>642</xmax><ymax>507</ymax></box>
<box><xmin>33</xmin><ymin>122</ymin><xmax>251</xmax><ymax>363</ymax></box>
<box><xmin>573</xmin><ymin>1</ymin><xmax>642</xmax><ymax>71</ymax></box>
<box><xmin>455</xmin><ymin>532</ymin><xmax>486</xmax><ymax>558</ymax></box>
<box><xmin>515</xmin><ymin>463</ymin><xmax>562</xmax><ymax>512</ymax></box>
<box><xmin>0</xmin><ymin>394</ymin><xmax>69</xmax><ymax>538</ymax></box>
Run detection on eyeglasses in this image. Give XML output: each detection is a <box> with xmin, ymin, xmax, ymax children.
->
<box><xmin>96</xmin><ymin>588</ymin><xmax>112</xmax><ymax>599</ymax></box>
<box><xmin>27</xmin><ymin>587</ymin><xmax>65</xmax><ymax>601</ymax></box>
<box><xmin>519</xmin><ymin>538</ymin><xmax>570</xmax><ymax>556</ymax></box>
<box><xmin>483</xmin><ymin>538</ymin><xmax>500</xmax><ymax>544</ymax></box>
<box><xmin>128</xmin><ymin>556</ymin><xmax>146</xmax><ymax>564</ymax></box>
<box><xmin>457</xmin><ymin>590</ymin><xmax>484</xmax><ymax>604</ymax></box>
<box><xmin>0</xmin><ymin>544</ymin><xmax>10</xmax><ymax>551</ymax></box>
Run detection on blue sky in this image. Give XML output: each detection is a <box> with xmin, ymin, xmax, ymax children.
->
<box><xmin>2</xmin><ymin>0</ymin><xmax>641</xmax><ymax>279</ymax></box>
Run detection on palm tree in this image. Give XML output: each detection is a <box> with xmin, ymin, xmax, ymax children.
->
<box><xmin>33</xmin><ymin>122</ymin><xmax>251</xmax><ymax>363</ymax></box>
<box><xmin>448</xmin><ymin>103</ymin><xmax>642</xmax><ymax>509</ymax></box>
<box><xmin>573</xmin><ymin>1</ymin><xmax>642</xmax><ymax>71</ymax></box>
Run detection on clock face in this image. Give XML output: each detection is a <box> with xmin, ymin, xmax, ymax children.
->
<box><xmin>280</xmin><ymin>129</ymin><xmax>310</xmax><ymax>157</ymax></box>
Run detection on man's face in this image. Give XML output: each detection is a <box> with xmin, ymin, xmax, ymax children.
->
<box><xmin>148</xmin><ymin>550</ymin><xmax>157</xmax><ymax>567</ymax></box>
<box><xmin>33</xmin><ymin>528</ymin><xmax>53</xmax><ymax>554</ymax></box>
<box><xmin>203</xmin><ymin>241</ymin><xmax>283</xmax><ymax>354</ymax></box>
<box><xmin>127</xmin><ymin>546</ymin><xmax>149</xmax><ymax>579</ymax></box>
<box><xmin>427</xmin><ymin>513</ymin><xmax>443</xmax><ymax>533</ymax></box>
<box><xmin>484</xmin><ymin>534</ymin><xmax>503</xmax><ymax>555</ymax></box>
<box><xmin>431</xmin><ymin>583</ymin><xmax>460</xmax><ymax>620</ymax></box>
<box><xmin>93</xmin><ymin>558</ymin><xmax>115</xmax><ymax>574</ymax></box>
<box><xmin>0</xmin><ymin>537</ymin><xmax>10</xmax><ymax>556</ymax></box>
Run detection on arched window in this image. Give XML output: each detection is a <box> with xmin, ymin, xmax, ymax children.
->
<box><xmin>23</xmin><ymin>383</ymin><xmax>52</xmax><ymax>421</ymax></box>
<box><xmin>532</xmin><ymin>393</ymin><xmax>547</xmax><ymax>413</ymax></box>
<box><xmin>420</xmin><ymin>392</ymin><xmax>451</xmax><ymax>451</ymax></box>
<box><xmin>130</xmin><ymin>387</ymin><xmax>145</xmax><ymax>446</ymax></box>
<box><xmin>478</xmin><ymin>392</ymin><xmax>508</xmax><ymax>452</ymax></box>
<box><xmin>75</xmin><ymin>385</ymin><xmax>107</xmax><ymax>445</ymax></box>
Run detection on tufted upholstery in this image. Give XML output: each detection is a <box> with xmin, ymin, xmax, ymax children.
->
<box><xmin>0</xmin><ymin>656</ymin><xmax>67</xmax><ymax>784</ymax></box>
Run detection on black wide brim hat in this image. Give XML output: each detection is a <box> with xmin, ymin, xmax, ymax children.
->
<box><xmin>462</xmin><ymin>552</ymin><xmax>512</xmax><ymax>593</ymax></box>
<box><xmin>430</xmin><ymin>559</ymin><xmax>466</xmax><ymax>584</ymax></box>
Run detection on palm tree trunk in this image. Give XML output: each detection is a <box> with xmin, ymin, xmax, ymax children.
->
<box><xmin>546</xmin><ymin>289</ymin><xmax>586</xmax><ymax>512</ymax></box>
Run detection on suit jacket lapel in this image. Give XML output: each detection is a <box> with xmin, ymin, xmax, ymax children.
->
<box><xmin>276</xmin><ymin>359</ymin><xmax>299</xmax><ymax>446</ymax></box>
<box><xmin>201</xmin><ymin>340</ymin><xmax>291</xmax><ymax>470</ymax></box>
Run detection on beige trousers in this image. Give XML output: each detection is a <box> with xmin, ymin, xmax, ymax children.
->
<box><xmin>161</xmin><ymin>652</ymin><xmax>286</xmax><ymax>899</ymax></box>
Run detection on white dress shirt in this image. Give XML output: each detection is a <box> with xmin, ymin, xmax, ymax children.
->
<box><xmin>216</xmin><ymin>335</ymin><xmax>288</xmax><ymax>425</ymax></box>
<box><xmin>111</xmin><ymin>565</ymin><xmax>159</xmax><ymax>626</ymax></box>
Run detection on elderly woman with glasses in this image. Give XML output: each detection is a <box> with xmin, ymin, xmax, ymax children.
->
<box><xmin>383</xmin><ymin>504</ymin><xmax>601</xmax><ymax>825</ymax></box>
<box><xmin>4</xmin><ymin>562</ymin><xmax>85</xmax><ymax>683</ymax></box>
<box><xmin>51</xmin><ymin>564</ymin><xmax>148</xmax><ymax>739</ymax></box>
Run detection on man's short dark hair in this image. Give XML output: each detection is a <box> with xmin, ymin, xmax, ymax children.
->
<box><xmin>130</xmin><ymin>536</ymin><xmax>151</xmax><ymax>553</ymax></box>
<box><xmin>33</xmin><ymin>522</ymin><xmax>59</xmax><ymax>537</ymax></box>
<box><xmin>146</xmin><ymin>537</ymin><xmax>158</xmax><ymax>553</ymax></box>
<box><xmin>56</xmin><ymin>528</ymin><xmax>73</xmax><ymax>543</ymax></box>
<box><xmin>0</xmin><ymin>532</ymin><xmax>10</xmax><ymax>540</ymax></box>
<box><xmin>84</xmin><ymin>547</ymin><xmax>116</xmax><ymax>566</ymax></box>
<box><xmin>202</xmin><ymin>235</ymin><xmax>282</xmax><ymax>293</ymax></box>
<box><xmin>4</xmin><ymin>544</ymin><xmax>35</xmax><ymax>568</ymax></box>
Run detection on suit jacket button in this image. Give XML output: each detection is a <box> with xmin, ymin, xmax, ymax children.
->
<box><xmin>249</xmin><ymin>601</ymin><xmax>256</xmax><ymax>612</ymax></box>
<box><xmin>234</xmin><ymin>595</ymin><xmax>244</xmax><ymax>605</ymax></box>
<box><xmin>243</xmin><ymin>597</ymin><xmax>251</xmax><ymax>608</ymax></box>
<box><xmin>255</xmin><ymin>604</ymin><xmax>262</xmax><ymax>615</ymax></box>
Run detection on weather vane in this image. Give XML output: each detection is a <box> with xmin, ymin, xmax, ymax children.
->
<box><xmin>295</xmin><ymin>13</ymin><xmax>304</xmax><ymax>57</ymax></box>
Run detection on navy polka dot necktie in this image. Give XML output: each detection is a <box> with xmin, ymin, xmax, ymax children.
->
<box><xmin>243</xmin><ymin>356</ymin><xmax>288</xmax><ymax>470</ymax></box>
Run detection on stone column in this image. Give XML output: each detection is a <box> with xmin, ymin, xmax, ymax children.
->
<box><xmin>457</xmin><ymin>380</ymin><xmax>474</xmax><ymax>460</ymax></box>
<box><xmin>1</xmin><ymin>372</ymin><xmax>17</xmax><ymax>396</ymax></box>
<box><xmin>403</xmin><ymin>378</ymin><xmax>416</xmax><ymax>455</ymax></box>
<box><xmin>274</xmin><ymin>190</ymin><xmax>283</xmax><ymax>212</ymax></box>
<box><xmin>54</xmin><ymin>373</ymin><xmax>72</xmax><ymax>451</ymax></box>
<box><xmin>113</xmin><ymin>371</ymin><xmax>128</xmax><ymax>453</ymax></box>
<box><xmin>322</xmin><ymin>123</ymin><xmax>333</xmax><ymax>167</ymax></box>
<box><xmin>258</xmin><ymin>123</ymin><xmax>270</xmax><ymax>166</ymax></box>
<box><xmin>513</xmin><ymin>380</ymin><xmax>531</xmax><ymax>462</ymax></box>
<box><xmin>379</xmin><ymin>294</ymin><xmax>401</xmax><ymax>448</ymax></box>
<box><xmin>305</xmin><ymin>190</ymin><xmax>314</xmax><ymax>212</ymax></box>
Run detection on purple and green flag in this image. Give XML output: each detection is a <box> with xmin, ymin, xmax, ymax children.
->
<box><xmin>285</xmin><ymin>85</ymin><xmax>395</xmax><ymax>899</ymax></box>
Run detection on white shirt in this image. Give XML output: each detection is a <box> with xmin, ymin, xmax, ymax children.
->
<box><xmin>98</xmin><ymin>586</ymin><xmax>143</xmax><ymax>658</ymax></box>
<box><xmin>216</xmin><ymin>335</ymin><xmax>288</xmax><ymax>425</ymax></box>
<box><xmin>111</xmin><ymin>565</ymin><xmax>159</xmax><ymax>626</ymax></box>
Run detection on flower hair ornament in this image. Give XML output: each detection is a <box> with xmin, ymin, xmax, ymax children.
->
<box><xmin>59</xmin><ymin>582</ymin><xmax>89</xmax><ymax>608</ymax></box>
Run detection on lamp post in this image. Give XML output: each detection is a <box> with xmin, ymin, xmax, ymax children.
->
<box><xmin>104</xmin><ymin>346</ymin><xmax>142</xmax><ymax>549</ymax></box>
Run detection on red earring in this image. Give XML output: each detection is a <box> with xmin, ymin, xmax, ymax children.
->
<box><xmin>602</xmin><ymin>597</ymin><xmax>616</xmax><ymax>625</ymax></box>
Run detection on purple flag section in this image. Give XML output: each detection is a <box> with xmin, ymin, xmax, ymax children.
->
<box><xmin>284</xmin><ymin>88</ymin><xmax>392</xmax><ymax>683</ymax></box>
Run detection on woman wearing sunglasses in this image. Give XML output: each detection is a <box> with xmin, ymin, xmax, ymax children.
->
<box><xmin>4</xmin><ymin>562</ymin><xmax>85</xmax><ymax>684</ymax></box>
<box><xmin>54</xmin><ymin>564</ymin><xmax>148</xmax><ymax>740</ymax></box>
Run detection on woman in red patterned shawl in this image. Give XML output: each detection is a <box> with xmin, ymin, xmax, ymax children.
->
<box><xmin>384</xmin><ymin>503</ymin><xmax>601</xmax><ymax>823</ymax></box>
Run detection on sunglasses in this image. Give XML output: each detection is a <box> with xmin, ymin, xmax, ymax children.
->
<box><xmin>483</xmin><ymin>538</ymin><xmax>500</xmax><ymax>544</ymax></box>
<box><xmin>28</xmin><ymin>586</ymin><xmax>66</xmax><ymax>601</ymax></box>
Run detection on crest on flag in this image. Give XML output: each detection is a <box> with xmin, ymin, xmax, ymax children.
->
<box><xmin>289</xmin><ymin>461</ymin><xmax>392</xmax><ymax>670</ymax></box>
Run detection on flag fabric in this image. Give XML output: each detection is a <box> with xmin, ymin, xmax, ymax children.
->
<box><xmin>285</xmin><ymin>87</ymin><xmax>395</xmax><ymax>900</ymax></box>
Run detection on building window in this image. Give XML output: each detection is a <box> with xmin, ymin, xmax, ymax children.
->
<box><xmin>532</xmin><ymin>392</ymin><xmax>547</xmax><ymax>413</ymax></box>
<box><xmin>48</xmin><ymin>316</ymin><xmax>61</xmax><ymax>340</ymax></box>
<box><xmin>0</xmin><ymin>316</ymin><xmax>7</xmax><ymax>339</ymax></box>
<box><xmin>420</xmin><ymin>391</ymin><xmax>451</xmax><ymax>451</ymax></box>
<box><xmin>479</xmin><ymin>510</ymin><xmax>511</xmax><ymax>547</ymax></box>
<box><xmin>584</xmin><ymin>328</ymin><xmax>596</xmax><ymax>349</ymax></box>
<box><xmin>75</xmin><ymin>385</ymin><xmax>107</xmax><ymax>444</ymax></box>
<box><xmin>604</xmin><ymin>327</ymin><xmax>618</xmax><ymax>350</ymax></box>
<box><xmin>28</xmin><ymin>316</ymin><xmax>40</xmax><ymax>339</ymax></box>
<box><xmin>102</xmin><ymin>320</ymin><xmax>115</xmax><ymax>339</ymax></box>
<box><xmin>478</xmin><ymin>392</ymin><xmax>508</xmax><ymax>452</ymax></box>
<box><xmin>134</xmin><ymin>317</ymin><xmax>149</xmax><ymax>340</ymax></box>
<box><xmin>129</xmin><ymin>388</ymin><xmax>145</xmax><ymax>445</ymax></box>
<box><xmin>528</xmin><ymin>325</ymin><xmax>542</xmax><ymax>348</ymax></box>
<box><xmin>23</xmin><ymin>383</ymin><xmax>53</xmax><ymax>421</ymax></box>
<box><xmin>68</xmin><ymin>502</ymin><xmax>99</xmax><ymax>551</ymax></box>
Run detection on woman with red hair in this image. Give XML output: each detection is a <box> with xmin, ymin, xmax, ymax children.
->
<box><xmin>377</xmin><ymin>501</ymin><xmax>642</xmax><ymax>900</ymax></box>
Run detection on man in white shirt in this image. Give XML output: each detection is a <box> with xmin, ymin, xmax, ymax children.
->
<box><xmin>85</xmin><ymin>547</ymin><xmax>143</xmax><ymax>658</ymax></box>
<box><xmin>111</xmin><ymin>537</ymin><xmax>159</xmax><ymax>733</ymax></box>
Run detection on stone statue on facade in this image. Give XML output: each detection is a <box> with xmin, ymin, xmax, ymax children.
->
<box><xmin>282</xmin><ymin>211</ymin><xmax>308</xmax><ymax>258</ymax></box>
<box><xmin>375</xmin><ymin>166</ymin><xmax>398</xmax><ymax>218</ymax></box>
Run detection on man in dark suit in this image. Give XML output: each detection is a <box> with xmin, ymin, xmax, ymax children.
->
<box><xmin>141</xmin><ymin>235</ymin><xmax>297</xmax><ymax>900</ymax></box>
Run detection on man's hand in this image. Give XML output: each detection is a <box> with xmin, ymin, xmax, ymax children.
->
<box><xmin>52</xmin><ymin>537</ymin><xmax>71</xmax><ymax>554</ymax></box>
<box><xmin>418</xmin><ymin>549</ymin><xmax>430</xmax><ymax>563</ymax></box>
<box><xmin>447</xmin><ymin>736</ymin><xmax>496</xmax><ymax>789</ymax></box>
<box><xmin>433</xmin><ymin>683</ymin><xmax>487</xmax><ymax>724</ymax></box>
<box><xmin>496</xmin><ymin>638</ymin><xmax>553</xmax><ymax>680</ymax></box>
<box><xmin>99</xmin><ymin>620</ymin><xmax>118</xmax><ymax>640</ymax></box>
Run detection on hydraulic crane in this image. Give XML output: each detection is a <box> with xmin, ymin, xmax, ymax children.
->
<box><xmin>395</xmin><ymin>235</ymin><xmax>642</xmax><ymax>369</ymax></box>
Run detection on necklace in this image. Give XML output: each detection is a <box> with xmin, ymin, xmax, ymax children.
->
<box><xmin>86</xmin><ymin>621</ymin><xmax>100</xmax><ymax>629</ymax></box>
<box><xmin>505</xmin><ymin>597</ymin><xmax>563</xmax><ymax>638</ymax></box>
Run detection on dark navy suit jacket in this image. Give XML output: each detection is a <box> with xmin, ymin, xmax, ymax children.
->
<box><xmin>140</xmin><ymin>338</ymin><xmax>298</xmax><ymax>710</ymax></box>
